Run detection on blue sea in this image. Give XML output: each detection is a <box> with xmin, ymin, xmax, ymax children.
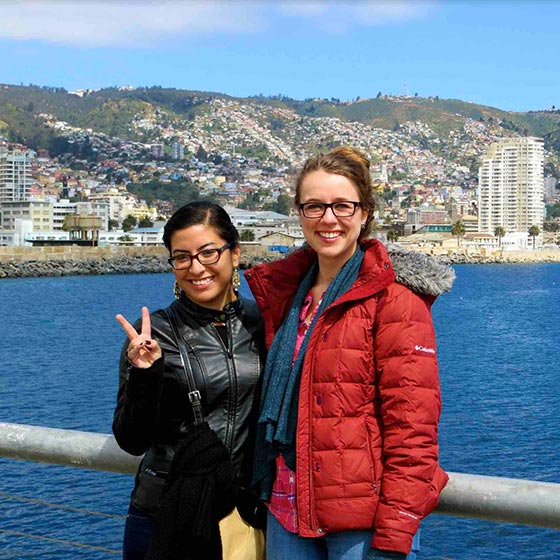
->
<box><xmin>0</xmin><ymin>265</ymin><xmax>559</xmax><ymax>559</ymax></box>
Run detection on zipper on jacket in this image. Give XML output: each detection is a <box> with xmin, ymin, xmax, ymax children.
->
<box><xmin>225</xmin><ymin>318</ymin><xmax>237</xmax><ymax>451</ymax></box>
<box><xmin>210</xmin><ymin>320</ymin><xmax>237</xmax><ymax>453</ymax></box>
<box><xmin>305</xmin><ymin>331</ymin><xmax>322</xmax><ymax>536</ymax></box>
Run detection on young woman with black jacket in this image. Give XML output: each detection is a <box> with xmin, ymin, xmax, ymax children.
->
<box><xmin>113</xmin><ymin>201</ymin><xmax>265</xmax><ymax>560</ymax></box>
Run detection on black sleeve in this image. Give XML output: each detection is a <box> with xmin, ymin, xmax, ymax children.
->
<box><xmin>112</xmin><ymin>332</ymin><xmax>165</xmax><ymax>456</ymax></box>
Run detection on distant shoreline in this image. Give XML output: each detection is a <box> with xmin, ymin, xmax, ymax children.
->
<box><xmin>1</xmin><ymin>247</ymin><xmax>560</xmax><ymax>279</ymax></box>
<box><xmin>433</xmin><ymin>252</ymin><xmax>560</xmax><ymax>266</ymax></box>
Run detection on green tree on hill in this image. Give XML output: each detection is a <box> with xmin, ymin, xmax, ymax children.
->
<box><xmin>127</xmin><ymin>179</ymin><xmax>199</xmax><ymax>211</ymax></box>
<box><xmin>266</xmin><ymin>194</ymin><xmax>291</xmax><ymax>216</ymax></box>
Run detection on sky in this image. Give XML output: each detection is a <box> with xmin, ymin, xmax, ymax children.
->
<box><xmin>1</xmin><ymin>1</ymin><xmax>559</xmax><ymax>113</ymax></box>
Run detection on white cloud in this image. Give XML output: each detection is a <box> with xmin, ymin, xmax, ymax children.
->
<box><xmin>0</xmin><ymin>1</ymin><xmax>267</xmax><ymax>47</ymax></box>
<box><xmin>0</xmin><ymin>1</ymin><xmax>435</xmax><ymax>47</ymax></box>
<box><xmin>278</xmin><ymin>1</ymin><xmax>434</xmax><ymax>33</ymax></box>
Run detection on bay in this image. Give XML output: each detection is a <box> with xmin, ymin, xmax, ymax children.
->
<box><xmin>0</xmin><ymin>264</ymin><xmax>559</xmax><ymax>559</ymax></box>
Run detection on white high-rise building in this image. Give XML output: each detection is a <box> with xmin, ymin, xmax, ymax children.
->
<box><xmin>478</xmin><ymin>137</ymin><xmax>544</xmax><ymax>235</ymax></box>
<box><xmin>171</xmin><ymin>142</ymin><xmax>185</xmax><ymax>160</ymax></box>
<box><xmin>0</xmin><ymin>148</ymin><xmax>33</xmax><ymax>202</ymax></box>
<box><xmin>543</xmin><ymin>175</ymin><xmax>558</xmax><ymax>199</ymax></box>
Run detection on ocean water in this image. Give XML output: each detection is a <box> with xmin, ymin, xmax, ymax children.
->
<box><xmin>0</xmin><ymin>265</ymin><xmax>559</xmax><ymax>559</ymax></box>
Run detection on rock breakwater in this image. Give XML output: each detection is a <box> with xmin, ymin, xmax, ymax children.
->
<box><xmin>0</xmin><ymin>255</ymin><xmax>170</xmax><ymax>279</ymax></box>
<box><xmin>435</xmin><ymin>252</ymin><xmax>560</xmax><ymax>265</ymax></box>
<box><xmin>2</xmin><ymin>248</ymin><xmax>559</xmax><ymax>279</ymax></box>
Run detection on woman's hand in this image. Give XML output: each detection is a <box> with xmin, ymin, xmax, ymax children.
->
<box><xmin>116</xmin><ymin>306</ymin><xmax>162</xmax><ymax>369</ymax></box>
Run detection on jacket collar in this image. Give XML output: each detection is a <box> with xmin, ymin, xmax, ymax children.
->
<box><xmin>245</xmin><ymin>240</ymin><xmax>455</xmax><ymax>345</ymax></box>
<box><xmin>246</xmin><ymin>239</ymin><xmax>455</xmax><ymax>314</ymax></box>
<box><xmin>245</xmin><ymin>240</ymin><xmax>393</xmax><ymax>333</ymax></box>
<box><xmin>175</xmin><ymin>293</ymin><xmax>241</xmax><ymax>326</ymax></box>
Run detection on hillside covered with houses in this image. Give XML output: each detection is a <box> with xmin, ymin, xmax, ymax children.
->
<box><xmin>1</xmin><ymin>84</ymin><xmax>560</xmax><ymax>256</ymax></box>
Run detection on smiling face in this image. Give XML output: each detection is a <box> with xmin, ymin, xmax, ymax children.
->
<box><xmin>170</xmin><ymin>224</ymin><xmax>240</xmax><ymax>311</ymax></box>
<box><xmin>298</xmin><ymin>169</ymin><xmax>368</xmax><ymax>271</ymax></box>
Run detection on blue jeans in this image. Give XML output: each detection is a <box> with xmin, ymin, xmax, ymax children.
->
<box><xmin>123</xmin><ymin>504</ymin><xmax>153</xmax><ymax>560</ymax></box>
<box><xmin>266</xmin><ymin>511</ymin><xmax>420</xmax><ymax>560</ymax></box>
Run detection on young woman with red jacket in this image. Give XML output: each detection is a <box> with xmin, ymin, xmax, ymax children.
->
<box><xmin>245</xmin><ymin>147</ymin><xmax>453</xmax><ymax>560</ymax></box>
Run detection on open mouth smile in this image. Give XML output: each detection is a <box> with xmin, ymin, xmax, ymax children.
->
<box><xmin>318</xmin><ymin>231</ymin><xmax>343</xmax><ymax>239</ymax></box>
<box><xmin>190</xmin><ymin>277</ymin><xmax>214</xmax><ymax>287</ymax></box>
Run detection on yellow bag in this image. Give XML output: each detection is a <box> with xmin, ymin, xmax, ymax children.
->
<box><xmin>219</xmin><ymin>507</ymin><xmax>266</xmax><ymax>560</ymax></box>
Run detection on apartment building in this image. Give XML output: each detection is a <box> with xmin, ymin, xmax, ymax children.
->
<box><xmin>0</xmin><ymin>200</ymin><xmax>53</xmax><ymax>231</ymax></box>
<box><xmin>0</xmin><ymin>148</ymin><xmax>33</xmax><ymax>202</ymax></box>
<box><xmin>171</xmin><ymin>142</ymin><xmax>185</xmax><ymax>160</ymax></box>
<box><xmin>478</xmin><ymin>137</ymin><xmax>544</xmax><ymax>235</ymax></box>
<box><xmin>544</xmin><ymin>175</ymin><xmax>558</xmax><ymax>199</ymax></box>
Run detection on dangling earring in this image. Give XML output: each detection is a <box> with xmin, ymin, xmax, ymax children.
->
<box><xmin>232</xmin><ymin>267</ymin><xmax>241</xmax><ymax>291</ymax></box>
<box><xmin>174</xmin><ymin>280</ymin><xmax>182</xmax><ymax>300</ymax></box>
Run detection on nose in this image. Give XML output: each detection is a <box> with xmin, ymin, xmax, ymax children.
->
<box><xmin>321</xmin><ymin>206</ymin><xmax>338</xmax><ymax>224</ymax></box>
<box><xmin>189</xmin><ymin>258</ymin><xmax>206</xmax><ymax>274</ymax></box>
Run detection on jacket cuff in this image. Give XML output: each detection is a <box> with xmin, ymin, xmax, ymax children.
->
<box><xmin>371</xmin><ymin>526</ymin><xmax>414</xmax><ymax>556</ymax></box>
<box><xmin>372</xmin><ymin>501</ymin><xmax>419</xmax><ymax>554</ymax></box>
<box><xmin>125</xmin><ymin>356</ymin><xmax>164</xmax><ymax>393</ymax></box>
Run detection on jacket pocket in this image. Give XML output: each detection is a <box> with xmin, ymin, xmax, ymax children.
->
<box><xmin>365</xmin><ymin>423</ymin><xmax>380</xmax><ymax>495</ymax></box>
<box><xmin>131</xmin><ymin>445</ymin><xmax>173</xmax><ymax>516</ymax></box>
<box><xmin>131</xmin><ymin>466</ymin><xmax>169</xmax><ymax>516</ymax></box>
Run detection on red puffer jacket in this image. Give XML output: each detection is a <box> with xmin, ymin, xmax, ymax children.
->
<box><xmin>245</xmin><ymin>240</ymin><xmax>453</xmax><ymax>554</ymax></box>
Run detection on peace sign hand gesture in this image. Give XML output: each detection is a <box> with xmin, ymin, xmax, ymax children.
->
<box><xmin>116</xmin><ymin>306</ymin><xmax>163</xmax><ymax>369</ymax></box>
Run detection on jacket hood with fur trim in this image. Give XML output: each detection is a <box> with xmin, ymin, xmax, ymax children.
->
<box><xmin>386</xmin><ymin>243</ymin><xmax>455</xmax><ymax>297</ymax></box>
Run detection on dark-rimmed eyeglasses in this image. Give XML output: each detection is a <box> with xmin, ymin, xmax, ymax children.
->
<box><xmin>299</xmin><ymin>201</ymin><xmax>362</xmax><ymax>219</ymax></box>
<box><xmin>168</xmin><ymin>243</ymin><xmax>231</xmax><ymax>270</ymax></box>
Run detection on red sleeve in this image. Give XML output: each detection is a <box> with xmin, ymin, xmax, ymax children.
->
<box><xmin>371</xmin><ymin>283</ymin><xmax>444</xmax><ymax>554</ymax></box>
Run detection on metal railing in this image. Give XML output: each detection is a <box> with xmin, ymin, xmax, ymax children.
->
<box><xmin>1</xmin><ymin>421</ymin><xmax>559</xmax><ymax>530</ymax></box>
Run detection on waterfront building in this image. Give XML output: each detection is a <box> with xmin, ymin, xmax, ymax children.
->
<box><xmin>0</xmin><ymin>200</ymin><xmax>53</xmax><ymax>232</ymax></box>
<box><xmin>0</xmin><ymin>218</ymin><xmax>34</xmax><ymax>246</ymax></box>
<box><xmin>258</xmin><ymin>231</ymin><xmax>305</xmax><ymax>255</ymax></box>
<box><xmin>222</xmin><ymin>205</ymin><xmax>290</xmax><ymax>227</ymax></box>
<box><xmin>88</xmin><ymin>190</ymin><xmax>136</xmax><ymax>224</ymax></box>
<box><xmin>127</xmin><ymin>223</ymin><xmax>165</xmax><ymax>245</ymax></box>
<box><xmin>478</xmin><ymin>137</ymin><xmax>544</xmax><ymax>236</ymax></box>
<box><xmin>405</xmin><ymin>207</ymin><xmax>450</xmax><ymax>235</ymax></box>
<box><xmin>0</xmin><ymin>148</ymin><xmax>34</xmax><ymax>203</ymax></box>
<box><xmin>52</xmin><ymin>199</ymin><xmax>110</xmax><ymax>231</ymax></box>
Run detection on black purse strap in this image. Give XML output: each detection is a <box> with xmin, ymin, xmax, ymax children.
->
<box><xmin>164</xmin><ymin>306</ymin><xmax>205</xmax><ymax>425</ymax></box>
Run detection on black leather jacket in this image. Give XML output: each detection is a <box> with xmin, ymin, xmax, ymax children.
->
<box><xmin>112</xmin><ymin>294</ymin><xmax>264</xmax><ymax>514</ymax></box>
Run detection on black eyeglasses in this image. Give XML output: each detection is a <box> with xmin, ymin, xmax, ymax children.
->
<box><xmin>299</xmin><ymin>201</ymin><xmax>362</xmax><ymax>219</ymax></box>
<box><xmin>168</xmin><ymin>243</ymin><xmax>231</xmax><ymax>270</ymax></box>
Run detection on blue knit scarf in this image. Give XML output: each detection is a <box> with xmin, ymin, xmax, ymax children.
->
<box><xmin>253</xmin><ymin>247</ymin><xmax>364</xmax><ymax>498</ymax></box>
